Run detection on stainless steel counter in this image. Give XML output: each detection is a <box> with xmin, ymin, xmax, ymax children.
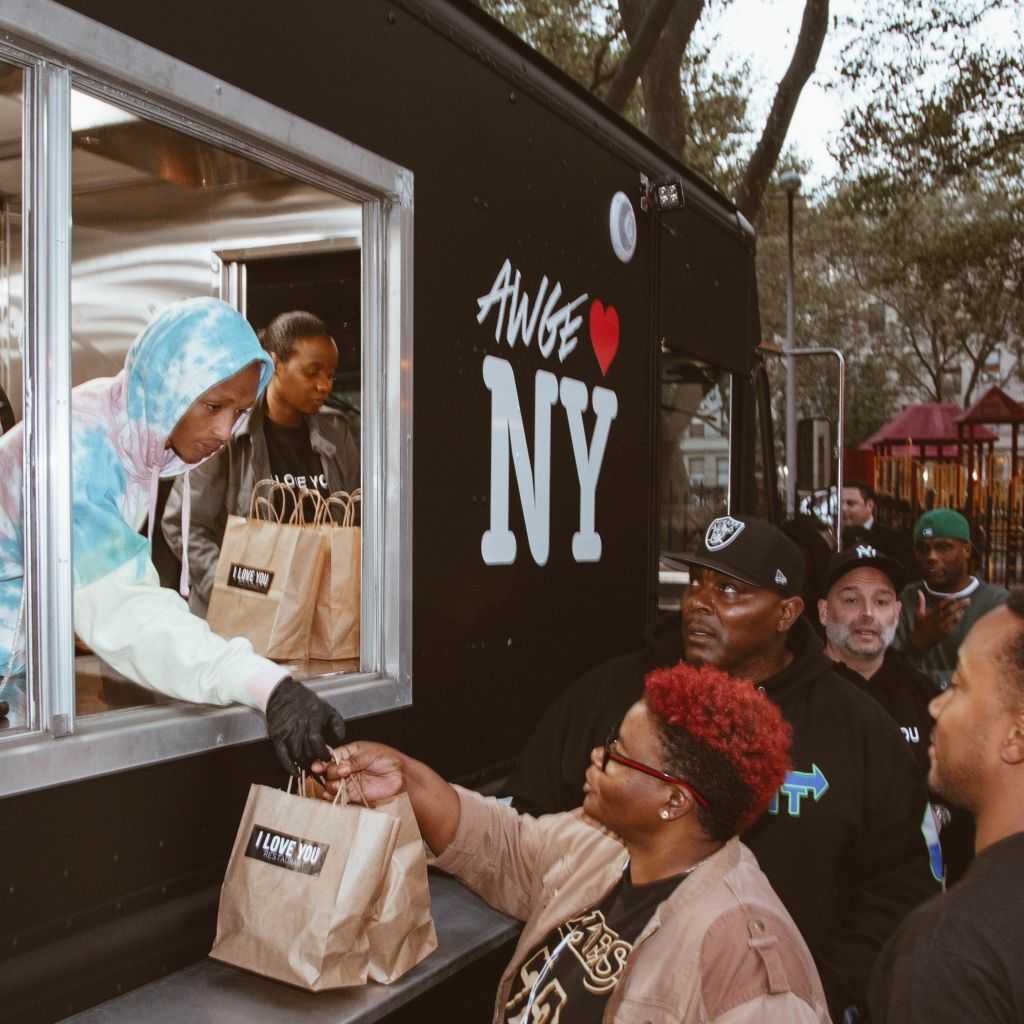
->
<box><xmin>64</xmin><ymin>873</ymin><xmax>520</xmax><ymax>1024</ymax></box>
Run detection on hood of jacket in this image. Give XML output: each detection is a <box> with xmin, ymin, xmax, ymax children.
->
<box><xmin>654</xmin><ymin>608</ymin><xmax>833</xmax><ymax>700</ymax></box>
<box><xmin>70</xmin><ymin>298</ymin><xmax>273</xmax><ymax>589</ymax></box>
<box><xmin>761</xmin><ymin>617</ymin><xmax>836</xmax><ymax>701</ymax></box>
<box><xmin>111</xmin><ymin>297</ymin><xmax>274</xmax><ymax>481</ymax></box>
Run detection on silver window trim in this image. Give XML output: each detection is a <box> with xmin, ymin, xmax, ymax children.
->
<box><xmin>25</xmin><ymin>61</ymin><xmax>75</xmax><ymax>739</ymax></box>
<box><xmin>0</xmin><ymin>0</ymin><xmax>414</xmax><ymax>797</ymax></box>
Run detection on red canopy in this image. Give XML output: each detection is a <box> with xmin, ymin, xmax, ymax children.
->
<box><xmin>860</xmin><ymin>402</ymin><xmax>996</xmax><ymax>457</ymax></box>
<box><xmin>955</xmin><ymin>385</ymin><xmax>1024</xmax><ymax>426</ymax></box>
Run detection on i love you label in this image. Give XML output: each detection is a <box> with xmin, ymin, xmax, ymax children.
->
<box><xmin>245</xmin><ymin>824</ymin><xmax>329</xmax><ymax>876</ymax></box>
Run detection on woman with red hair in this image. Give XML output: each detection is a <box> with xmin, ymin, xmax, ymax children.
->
<box><xmin>319</xmin><ymin>663</ymin><xmax>830</xmax><ymax>1023</ymax></box>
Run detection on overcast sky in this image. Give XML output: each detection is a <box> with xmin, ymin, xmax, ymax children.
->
<box><xmin>702</xmin><ymin>0</ymin><xmax>1023</xmax><ymax>192</ymax></box>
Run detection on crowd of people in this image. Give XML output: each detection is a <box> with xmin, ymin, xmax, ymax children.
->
<box><xmin>323</xmin><ymin>487</ymin><xmax>1021</xmax><ymax>1023</ymax></box>
<box><xmin>0</xmin><ymin>295</ymin><xmax>1018</xmax><ymax>1021</ymax></box>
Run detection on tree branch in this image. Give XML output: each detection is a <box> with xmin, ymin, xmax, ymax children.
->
<box><xmin>617</xmin><ymin>0</ymin><xmax>704</xmax><ymax>155</ymax></box>
<box><xmin>606</xmin><ymin>0</ymin><xmax>679</xmax><ymax>112</ymax></box>
<box><xmin>734</xmin><ymin>0</ymin><xmax>829</xmax><ymax>222</ymax></box>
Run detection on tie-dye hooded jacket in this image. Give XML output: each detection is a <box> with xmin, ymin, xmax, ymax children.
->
<box><xmin>0</xmin><ymin>297</ymin><xmax>289</xmax><ymax>714</ymax></box>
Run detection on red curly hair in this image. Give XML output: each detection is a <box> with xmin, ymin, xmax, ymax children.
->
<box><xmin>645</xmin><ymin>662</ymin><xmax>792</xmax><ymax>835</ymax></box>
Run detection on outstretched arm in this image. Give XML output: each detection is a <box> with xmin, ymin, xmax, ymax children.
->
<box><xmin>315</xmin><ymin>742</ymin><xmax>461</xmax><ymax>855</ymax></box>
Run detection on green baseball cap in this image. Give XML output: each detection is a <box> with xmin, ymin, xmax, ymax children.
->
<box><xmin>913</xmin><ymin>508</ymin><xmax>971</xmax><ymax>544</ymax></box>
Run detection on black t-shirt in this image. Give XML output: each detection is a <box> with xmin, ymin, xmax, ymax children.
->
<box><xmin>503</xmin><ymin>867</ymin><xmax>685</xmax><ymax>1023</ymax></box>
<box><xmin>833</xmin><ymin>649</ymin><xmax>935</xmax><ymax>775</ymax></box>
<box><xmin>262</xmin><ymin>418</ymin><xmax>329</xmax><ymax>519</ymax></box>
<box><xmin>869</xmin><ymin>831</ymin><xmax>1024</xmax><ymax>1023</ymax></box>
<box><xmin>833</xmin><ymin>649</ymin><xmax>975</xmax><ymax>885</ymax></box>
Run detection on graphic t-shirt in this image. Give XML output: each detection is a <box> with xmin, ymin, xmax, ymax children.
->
<box><xmin>263</xmin><ymin>418</ymin><xmax>329</xmax><ymax>519</ymax></box>
<box><xmin>503</xmin><ymin>867</ymin><xmax>686</xmax><ymax>1023</ymax></box>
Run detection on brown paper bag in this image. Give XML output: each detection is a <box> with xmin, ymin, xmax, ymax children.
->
<box><xmin>210</xmin><ymin>779</ymin><xmax>437</xmax><ymax>990</ymax></box>
<box><xmin>207</xmin><ymin>480</ymin><xmax>326</xmax><ymax>660</ymax></box>
<box><xmin>309</xmin><ymin>490</ymin><xmax>361</xmax><ymax>661</ymax></box>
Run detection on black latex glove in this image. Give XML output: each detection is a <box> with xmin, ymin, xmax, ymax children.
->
<box><xmin>265</xmin><ymin>676</ymin><xmax>346</xmax><ymax>775</ymax></box>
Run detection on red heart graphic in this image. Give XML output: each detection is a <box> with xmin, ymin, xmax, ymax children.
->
<box><xmin>589</xmin><ymin>300</ymin><xmax>619</xmax><ymax>376</ymax></box>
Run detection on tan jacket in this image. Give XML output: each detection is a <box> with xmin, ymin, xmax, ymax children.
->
<box><xmin>435</xmin><ymin>788</ymin><xmax>831</xmax><ymax>1024</ymax></box>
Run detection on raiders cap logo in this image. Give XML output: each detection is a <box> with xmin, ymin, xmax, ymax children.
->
<box><xmin>855</xmin><ymin>545</ymin><xmax>878</xmax><ymax>558</ymax></box>
<box><xmin>705</xmin><ymin>516</ymin><xmax>745</xmax><ymax>551</ymax></box>
<box><xmin>774</xmin><ymin>569</ymin><xmax>788</xmax><ymax>586</ymax></box>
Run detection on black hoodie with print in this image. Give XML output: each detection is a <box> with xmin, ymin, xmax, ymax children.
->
<box><xmin>507</xmin><ymin>616</ymin><xmax>941</xmax><ymax>1019</ymax></box>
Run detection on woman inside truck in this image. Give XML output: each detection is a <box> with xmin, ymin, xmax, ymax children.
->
<box><xmin>162</xmin><ymin>309</ymin><xmax>359</xmax><ymax>617</ymax></box>
<box><xmin>319</xmin><ymin>662</ymin><xmax>831</xmax><ymax>1023</ymax></box>
<box><xmin>0</xmin><ymin>297</ymin><xmax>345</xmax><ymax>772</ymax></box>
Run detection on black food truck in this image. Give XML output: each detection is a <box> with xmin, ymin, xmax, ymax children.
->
<box><xmin>0</xmin><ymin>1</ymin><xmax>780</xmax><ymax>1020</ymax></box>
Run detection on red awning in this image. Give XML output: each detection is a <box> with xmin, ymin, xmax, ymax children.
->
<box><xmin>860</xmin><ymin>402</ymin><xmax>997</xmax><ymax>452</ymax></box>
<box><xmin>955</xmin><ymin>385</ymin><xmax>1024</xmax><ymax>425</ymax></box>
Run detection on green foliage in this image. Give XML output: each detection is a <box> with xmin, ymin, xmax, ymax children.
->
<box><xmin>757</xmin><ymin>181</ymin><xmax>909</xmax><ymax>449</ymax></box>
<box><xmin>835</xmin><ymin>0</ymin><xmax>1023</xmax><ymax>193</ymax></box>
<box><xmin>476</xmin><ymin>0</ymin><xmax>752</xmax><ymax>191</ymax></box>
<box><xmin>757</xmin><ymin>171</ymin><xmax>1024</xmax><ymax>447</ymax></box>
<box><xmin>477</xmin><ymin>0</ymin><xmax>625</xmax><ymax>92</ymax></box>
<box><xmin>677</xmin><ymin>41</ymin><xmax>752</xmax><ymax>191</ymax></box>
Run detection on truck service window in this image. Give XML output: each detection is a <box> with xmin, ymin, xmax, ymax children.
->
<box><xmin>660</xmin><ymin>359</ymin><xmax>732</xmax><ymax>555</ymax></box>
<box><xmin>0</xmin><ymin>11</ymin><xmax>410</xmax><ymax>796</ymax></box>
<box><xmin>0</xmin><ymin>61</ymin><xmax>27</xmax><ymax>734</ymax></box>
<box><xmin>68</xmin><ymin>91</ymin><xmax>365</xmax><ymax>718</ymax></box>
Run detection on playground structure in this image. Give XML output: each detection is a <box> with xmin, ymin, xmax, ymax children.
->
<box><xmin>863</xmin><ymin>387</ymin><xmax>1024</xmax><ymax>587</ymax></box>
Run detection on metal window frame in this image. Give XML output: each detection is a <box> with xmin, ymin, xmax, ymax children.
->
<box><xmin>656</xmin><ymin>361</ymin><xmax>733</xmax><ymax>589</ymax></box>
<box><xmin>0</xmin><ymin>0</ymin><xmax>414</xmax><ymax>797</ymax></box>
<box><xmin>216</xmin><ymin>238</ymin><xmax>362</xmax><ymax>315</ymax></box>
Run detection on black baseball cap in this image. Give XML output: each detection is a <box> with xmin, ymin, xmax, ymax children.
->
<box><xmin>822</xmin><ymin>543</ymin><xmax>906</xmax><ymax>595</ymax></box>
<box><xmin>679</xmin><ymin>515</ymin><xmax>805</xmax><ymax>598</ymax></box>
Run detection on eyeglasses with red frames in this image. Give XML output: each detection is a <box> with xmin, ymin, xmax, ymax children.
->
<box><xmin>601</xmin><ymin>730</ymin><xmax>709</xmax><ymax>809</ymax></box>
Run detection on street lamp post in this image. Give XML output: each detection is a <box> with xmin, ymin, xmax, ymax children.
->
<box><xmin>780</xmin><ymin>171</ymin><xmax>802</xmax><ymax>518</ymax></box>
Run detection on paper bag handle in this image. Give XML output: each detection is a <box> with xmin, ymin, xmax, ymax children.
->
<box><xmin>331</xmin><ymin>762</ymin><xmax>373</xmax><ymax>809</ymax></box>
<box><xmin>295</xmin><ymin>487</ymin><xmax>328</xmax><ymax>526</ymax></box>
<box><xmin>280</xmin><ymin>752</ymin><xmax>372</xmax><ymax>808</ymax></box>
<box><xmin>314</xmin><ymin>488</ymin><xmax>362</xmax><ymax>528</ymax></box>
<box><xmin>249</xmin><ymin>479</ymin><xmax>308</xmax><ymax>524</ymax></box>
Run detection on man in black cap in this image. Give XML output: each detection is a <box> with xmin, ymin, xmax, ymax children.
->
<box><xmin>818</xmin><ymin>545</ymin><xmax>932</xmax><ymax>769</ymax></box>
<box><xmin>819</xmin><ymin>544</ymin><xmax>973</xmax><ymax>884</ymax></box>
<box><xmin>507</xmin><ymin>515</ymin><xmax>940</xmax><ymax>1021</ymax></box>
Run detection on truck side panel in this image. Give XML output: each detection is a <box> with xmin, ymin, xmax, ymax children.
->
<box><xmin>0</xmin><ymin>2</ymin><xmax>758</xmax><ymax>1017</ymax></box>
